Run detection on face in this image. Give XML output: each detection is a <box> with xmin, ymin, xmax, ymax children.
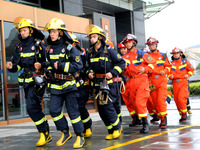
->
<box><xmin>49</xmin><ymin>29</ymin><xmax>59</xmax><ymax>41</ymax></box>
<box><xmin>148</xmin><ymin>43</ymin><xmax>157</xmax><ymax>51</ymax></box>
<box><xmin>90</xmin><ymin>34</ymin><xmax>99</xmax><ymax>44</ymax></box>
<box><xmin>124</xmin><ymin>41</ymin><xmax>133</xmax><ymax>50</ymax></box>
<box><xmin>120</xmin><ymin>47</ymin><xmax>128</xmax><ymax>55</ymax></box>
<box><xmin>173</xmin><ymin>52</ymin><xmax>181</xmax><ymax>59</ymax></box>
<box><xmin>19</xmin><ymin>27</ymin><xmax>30</xmax><ymax>39</ymax></box>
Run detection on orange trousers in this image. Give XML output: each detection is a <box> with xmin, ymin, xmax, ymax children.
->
<box><xmin>173</xmin><ymin>79</ymin><xmax>188</xmax><ymax>115</ymax></box>
<box><xmin>122</xmin><ymin>80</ymin><xmax>136</xmax><ymax>116</ymax></box>
<box><xmin>150</xmin><ymin>76</ymin><xmax>168</xmax><ymax>117</ymax></box>
<box><xmin>129</xmin><ymin>76</ymin><xmax>150</xmax><ymax>119</ymax></box>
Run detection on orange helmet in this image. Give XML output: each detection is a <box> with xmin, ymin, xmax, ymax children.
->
<box><xmin>146</xmin><ymin>37</ymin><xmax>159</xmax><ymax>45</ymax></box>
<box><xmin>118</xmin><ymin>42</ymin><xmax>126</xmax><ymax>48</ymax></box>
<box><xmin>122</xmin><ymin>34</ymin><xmax>138</xmax><ymax>45</ymax></box>
<box><xmin>171</xmin><ymin>47</ymin><xmax>183</xmax><ymax>54</ymax></box>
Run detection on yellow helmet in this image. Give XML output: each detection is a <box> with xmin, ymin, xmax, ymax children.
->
<box><xmin>68</xmin><ymin>32</ymin><xmax>79</xmax><ymax>43</ymax></box>
<box><xmin>44</xmin><ymin>18</ymin><xmax>67</xmax><ymax>32</ymax></box>
<box><xmin>85</xmin><ymin>24</ymin><xmax>106</xmax><ymax>39</ymax></box>
<box><xmin>13</xmin><ymin>17</ymin><xmax>35</xmax><ymax>30</ymax></box>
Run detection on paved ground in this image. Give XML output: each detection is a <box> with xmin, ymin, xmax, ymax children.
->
<box><xmin>1</xmin><ymin>97</ymin><xmax>200</xmax><ymax>150</ymax></box>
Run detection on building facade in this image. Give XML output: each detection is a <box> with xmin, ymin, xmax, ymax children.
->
<box><xmin>0</xmin><ymin>0</ymin><xmax>174</xmax><ymax>125</ymax></box>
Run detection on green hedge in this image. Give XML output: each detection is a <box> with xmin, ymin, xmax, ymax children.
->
<box><xmin>168</xmin><ymin>81</ymin><xmax>200</xmax><ymax>96</ymax></box>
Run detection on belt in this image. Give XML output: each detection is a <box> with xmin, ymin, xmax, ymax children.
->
<box><xmin>150</xmin><ymin>75</ymin><xmax>166</xmax><ymax>79</ymax></box>
<box><xmin>173</xmin><ymin>79</ymin><xmax>186</xmax><ymax>83</ymax></box>
<box><xmin>112</xmin><ymin>77</ymin><xmax>122</xmax><ymax>82</ymax></box>
<box><xmin>96</xmin><ymin>74</ymin><xmax>105</xmax><ymax>78</ymax></box>
<box><xmin>131</xmin><ymin>74</ymin><xmax>147</xmax><ymax>78</ymax></box>
<box><xmin>54</xmin><ymin>73</ymin><xmax>73</xmax><ymax>81</ymax></box>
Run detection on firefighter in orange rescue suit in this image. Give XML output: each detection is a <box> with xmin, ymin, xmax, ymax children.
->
<box><xmin>118</xmin><ymin>42</ymin><xmax>137</xmax><ymax>127</ymax></box>
<box><xmin>122</xmin><ymin>34</ymin><xmax>155</xmax><ymax>133</ymax></box>
<box><xmin>146</xmin><ymin>37</ymin><xmax>171</xmax><ymax>129</ymax></box>
<box><xmin>168</xmin><ymin>47</ymin><xmax>194</xmax><ymax>122</ymax></box>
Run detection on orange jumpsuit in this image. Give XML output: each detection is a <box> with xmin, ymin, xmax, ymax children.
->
<box><xmin>123</xmin><ymin>49</ymin><xmax>155</xmax><ymax>119</ymax></box>
<box><xmin>148</xmin><ymin>50</ymin><xmax>171</xmax><ymax>118</ymax></box>
<box><xmin>168</xmin><ymin>58</ymin><xmax>194</xmax><ymax>115</ymax></box>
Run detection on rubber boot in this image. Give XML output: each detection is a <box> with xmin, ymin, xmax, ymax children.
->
<box><xmin>105</xmin><ymin>134</ymin><xmax>113</xmax><ymax>140</ymax></box>
<box><xmin>150</xmin><ymin>114</ymin><xmax>160</xmax><ymax>123</ymax></box>
<box><xmin>73</xmin><ymin>133</ymin><xmax>85</xmax><ymax>149</ymax></box>
<box><xmin>129</xmin><ymin>114</ymin><xmax>138</xmax><ymax>127</ymax></box>
<box><xmin>159</xmin><ymin>116</ymin><xmax>167</xmax><ymax>129</ymax></box>
<box><xmin>187</xmin><ymin>110</ymin><xmax>192</xmax><ymax>114</ymax></box>
<box><xmin>56</xmin><ymin>128</ymin><xmax>72</xmax><ymax>146</ymax></box>
<box><xmin>113</xmin><ymin>126</ymin><xmax>122</xmax><ymax>139</ymax></box>
<box><xmin>179</xmin><ymin>113</ymin><xmax>187</xmax><ymax>122</ymax></box>
<box><xmin>36</xmin><ymin>124</ymin><xmax>52</xmax><ymax>147</ymax></box>
<box><xmin>83</xmin><ymin>127</ymin><xmax>92</xmax><ymax>138</ymax></box>
<box><xmin>140</xmin><ymin>118</ymin><xmax>149</xmax><ymax>134</ymax></box>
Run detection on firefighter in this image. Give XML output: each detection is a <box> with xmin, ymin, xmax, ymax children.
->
<box><xmin>168</xmin><ymin>47</ymin><xmax>194</xmax><ymax>122</ymax></box>
<box><xmin>86</xmin><ymin>24</ymin><xmax>125</xmax><ymax>140</ymax></box>
<box><xmin>122</xmin><ymin>34</ymin><xmax>155</xmax><ymax>133</ymax></box>
<box><xmin>6</xmin><ymin>17</ymin><xmax>51</xmax><ymax>147</ymax></box>
<box><xmin>69</xmin><ymin>33</ymin><xmax>93</xmax><ymax>138</ymax></box>
<box><xmin>118</xmin><ymin>42</ymin><xmax>137</xmax><ymax>126</ymax></box>
<box><xmin>42</xmin><ymin>18</ymin><xmax>85</xmax><ymax>148</ymax></box>
<box><xmin>146</xmin><ymin>37</ymin><xmax>171</xmax><ymax>129</ymax></box>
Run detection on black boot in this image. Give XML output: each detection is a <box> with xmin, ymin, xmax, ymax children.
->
<box><xmin>160</xmin><ymin>116</ymin><xmax>167</xmax><ymax>129</ymax></box>
<box><xmin>179</xmin><ymin>113</ymin><xmax>187</xmax><ymax>122</ymax></box>
<box><xmin>140</xmin><ymin>118</ymin><xmax>149</xmax><ymax>134</ymax></box>
<box><xmin>129</xmin><ymin>115</ymin><xmax>138</xmax><ymax>127</ymax></box>
<box><xmin>150</xmin><ymin>114</ymin><xmax>160</xmax><ymax>123</ymax></box>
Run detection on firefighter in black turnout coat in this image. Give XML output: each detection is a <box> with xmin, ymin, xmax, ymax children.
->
<box><xmin>86</xmin><ymin>25</ymin><xmax>125</xmax><ymax>140</ymax></box>
<box><xmin>41</xmin><ymin>18</ymin><xmax>85</xmax><ymax>149</ymax></box>
<box><xmin>6</xmin><ymin>17</ymin><xmax>51</xmax><ymax>147</ymax></box>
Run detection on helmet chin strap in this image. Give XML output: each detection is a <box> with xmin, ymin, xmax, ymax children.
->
<box><xmin>150</xmin><ymin>49</ymin><xmax>157</xmax><ymax>52</ymax></box>
<box><xmin>127</xmin><ymin>45</ymin><xmax>134</xmax><ymax>51</ymax></box>
<box><xmin>174</xmin><ymin>57</ymin><xmax>180</xmax><ymax>60</ymax></box>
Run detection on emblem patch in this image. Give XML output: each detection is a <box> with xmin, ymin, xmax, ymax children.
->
<box><xmin>75</xmin><ymin>56</ymin><xmax>80</xmax><ymax>62</ymax></box>
<box><xmin>147</xmin><ymin>56</ymin><xmax>152</xmax><ymax>62</ymax></box>
<box><xmin>50</xmin><ymin>49</ymin><xmax>53</xmax><ymax>53</ymax></box>
<box><xmin>125</xmin><ymin>55</ymin><xmax>129</xmax><ymax>58</ymax></box>
<box><xmin>61</xmin><ymin>48</ymin><xmax>65</xmax><ymax>53</ymax></box>
<box><xmin>117</xmin><ymin>54</ymin><xmax>122</xmax><ymax>59</ymax></box>
<box><xmin>31</xmin><ymin>46</ymin><xmax>35</xmax><ymax>50</ymax></box>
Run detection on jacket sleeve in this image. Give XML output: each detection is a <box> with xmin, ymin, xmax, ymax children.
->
<box><xmin>59</xmin><ymin>46</ymin><xmax>83</xmax><ymax>75</ymax></box>
<box><xmin>163</xmin><ymin>57</ymin><xmax>172</xmax><ymax>75</ymax></box>
<box><xmin>109</xmin><ymin>48</ymin><xmax>126</xmax><ymax>76</ymax></box>
<box><xmin>8</xmin><ymin>46</ymin><xmax>22</xmax><ymax>72</ymax></box>
<box><xmin>186</xmin><ymin>60</ymin><xmax>195</xmax><ymax>77</ymax></box>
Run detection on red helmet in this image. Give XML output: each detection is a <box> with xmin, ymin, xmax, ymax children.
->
<box><xmin>170</xmin><ymin>47</ymin><xmax>183</xmax><ymax>54</ymax></box>
<box><xmin>146</xmin><ymin>37</ymin><xmax>159</xmax><ymax>45</ymax></box>
<box><xmin>118</xmin><ymin>42</ymin><xmax>126</xmax><ymax>48</ymax></box>
<box><xmin>122</xmin><ymin>34</ymin><xmax>138</xmax><ymax>45</ymax></box>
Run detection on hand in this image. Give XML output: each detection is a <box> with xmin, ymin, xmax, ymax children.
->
<box><xmin>6</xmin><ymin>62</ymin><xmax>13</xmax><ymax>69</ymax></box>
<box><xmin>138</xmin><ymin>67</ymin><xmax>145</xmax><ymax>74</ymax></box>
<box><xmin>88</xmin><ymin>72</ymin><xmax>94</xmax><ymax>79</ymax></box>
<box><xmin>160</xmin><ymin>70</ymin><xmax>165</xmax><ymax>76</ymax></box>
<box><xmin>34</xmin><ymin>62</ymin><xmax>41</xmax><ymax>70</ymax></box>
<box><xmin>54</xmin><ymin>61</ymin><xmax>58</xmax><ymax>70</ymax></box>
<box><xmin>148</xmin><ymin>70</ymin><xmax>152</xmax><ymax>73</ymax></box>
<box><xmin>184</xmin><ymin>74</ymin><xmax>189</xmax><ymax>79</ymax></box>
<box><xmin>169</xmin><ymin>74</ymin><xmax>173</xmax><ymax>80</ymax></box>
<box><xmin>106</xmin><ymin>72</ymin><xmax>113</xmax><ymax>79</ymax></box>
<box><xmin>44</xmin><ymin>70</ymin><xmax>51</xmax><ymax>79</ymax></box>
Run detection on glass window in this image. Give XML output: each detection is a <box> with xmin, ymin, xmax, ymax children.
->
<box><xmin>4</xmin><ymin>21</ymin><xmax>28</xmax><ymax>120</ymax></box>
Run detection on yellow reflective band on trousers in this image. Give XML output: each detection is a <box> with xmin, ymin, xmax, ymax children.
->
<box><xmin>48</xmin><ymin>80</ymin><xmax>76</xmax><ymax>90</ymax></box>
<box><xmin>53</xmin><ymin>111</ymin><xmax>64</xmax><ymax>121</ymax></box>
<box><xmin>180</xmin><ymin>108</ymin><xmax>187</xmax><ymax>113</ymax></box>
<box><xmin>18</xmin><ymin>77</ymin><xmax>34</xmax><ymax>83</ymax></box>
<box><xmin>106</xmin><ymin>125</ymin><xmax>113</xmax><ymax>130</ymax></box>
<box><xmin>187</xmin><ymin>103</ymin><xmax>190</xmax><ymax>107</ymax></box>
<box><xmin>91</xmin><ymin>79</ymin><xmax>113</xmax><ymax>86</ymax></box>
<box><xmin>34</xmin><ymin>117</ymin><xmax>47</xmax><ymax>126</ymax></box>
<box><xmin>149</xmin><ymin>112</ymin><xmax>154</xmax><ymax>116</ymax></box>
<box><xmin>82</xmin><ymin>116</ymin><xmax>91</xmax><ymax>124</ymax></box>
<box><xmin>20</xmin><ymin>52</ymin><xmax>35</xmax><ymax>57</ymax></box>
<box><xmin>71</xmin><ymin>116</ymin><xmax>81</xmax><ymax>124</ymax></box>
<box><xmin>114</xmin><ymin>66</ymin><xmax>122</xmax><ymax>74</ymax></box>
<box><xmin>64</xmin><ymin>62</ymin><xmax>70</xmax><ymax>73</ymax></box>
<box><xmin>17</xmin><ymin>65</ymin><xmax>21</xmax><ymax>72</ymax></box>
<box><xmin>138</xmin><ymin>113</ymin><xmax>147</xmax><ymax>118</ymax></box>
<box><xmin>129</xmin><ymin>110</ymin><xmax>136</xmax><ymax>115</ymax></box>
<box><xmin>112</xmin><ymin>117</ymin><xmax>119</xmax><ymax>127</ymax></box>
<box><xmin>157</xmin><ymin>111</ymin><xmax>167</xmax><ymax>116</ymax></box>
